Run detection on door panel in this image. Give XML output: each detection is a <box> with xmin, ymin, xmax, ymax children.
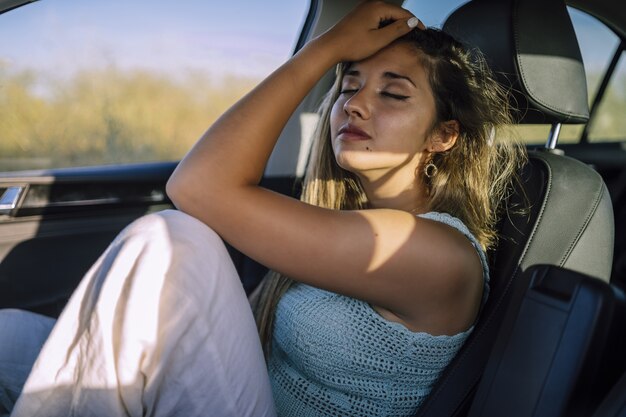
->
<box><xmin>0</xmin><ymin>162</ymin><xmax>176</xmax><ymax>317</ymax></box>
<box><xmin>0</xmin><ymin>162</ymin><xmax>301</xmax><ymax>317</ymax></box>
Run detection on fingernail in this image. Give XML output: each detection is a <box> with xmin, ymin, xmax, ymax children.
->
<box><xmin>407</xmin><ymin>17</ymin><xmax>420</xmax><ymax>29</ymax></box>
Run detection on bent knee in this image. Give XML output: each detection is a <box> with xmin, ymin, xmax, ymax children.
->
<box><xmin>155</xmin><ymin>209</ymin><xmax>224</xmax><ymax>249</ymax></box>
<box><xmin>123</xmin><ymin>210</ymin><xmax>232</xmax><ymax>270</ymax></box>
<box><xmin>88</xmin><ymin>210</ymin><xmax>240</xmax><ymax>310</ymax></box>
<box><xmin>123</xmin><ymin>210</ymin><xmax>221</xmax><ymax>247</ymax></box>
<box><xmin>131</xmin><ymin>211</ymin><xmax>242</xmax><ymax>305</ymax></box>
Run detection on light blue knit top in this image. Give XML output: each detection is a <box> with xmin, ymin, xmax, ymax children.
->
<box><xmin>267</xmin><ymin>212</ymin><xmax>490</xmax><ymax>417</ymax></box>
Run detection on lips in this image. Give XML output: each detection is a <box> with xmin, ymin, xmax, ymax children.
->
<box><xmin>337</xmin><ymin>124</ymin><xmax>371</xmax><ymax>141</ymax></box>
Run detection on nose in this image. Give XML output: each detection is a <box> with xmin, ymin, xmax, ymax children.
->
<box><xmin>343</xmin><ymin>90</ymin><xmax>370</xmax><ymax>120</ymax></box>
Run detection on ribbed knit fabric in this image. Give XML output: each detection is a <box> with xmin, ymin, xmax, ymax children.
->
<box><xmin>268</xmin><ymin>212</ymin><xmax>489</xmax><ymax>417</ymax></box>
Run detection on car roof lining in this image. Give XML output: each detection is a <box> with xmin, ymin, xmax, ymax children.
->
<box><xmin>0</xmin><ymin>0</ymin><xmax>37</xmax><ymax>15</ymax></box>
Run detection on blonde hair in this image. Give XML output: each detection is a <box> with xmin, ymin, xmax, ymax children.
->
<box><xmin>255</xmin><ymin>28</ymin><xmax>527</xmax><ymax>354</ymax></box>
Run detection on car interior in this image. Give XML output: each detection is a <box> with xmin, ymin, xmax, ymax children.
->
<box><xmin>418</xmin><ymin>1</ymin><xmax>626</xmax><ymax>415</ymax></box>
<box><xmin>1</xmin><ymin>0</ymin><xmax>625</xmax><ymax>415</ymax></box>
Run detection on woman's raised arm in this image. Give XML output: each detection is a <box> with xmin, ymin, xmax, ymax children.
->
<box><xmin>166</xmin><ymin>2</ymin><xmax>481</xmax><ymax>336</ymax></box>
<box><xmin>168</xmin><ymin>2</ymin><xmax>417</xmax><ymax>195</ymax></box>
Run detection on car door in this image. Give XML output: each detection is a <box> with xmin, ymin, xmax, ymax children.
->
<box><xmin>0</xmin><ymin>0</ymin><xmax>310</xmax><ymax>317</ymax></box>
<box><xmin>0</xmin><ymin>163</ymin><xmax>176</xmax><ymax>317</ymax></box>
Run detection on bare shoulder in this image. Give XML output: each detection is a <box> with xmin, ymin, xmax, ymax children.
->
<box><xmin>369</xmin><ymin>211</ymin><xmax>485</xmax><ymax>336</ymax></box>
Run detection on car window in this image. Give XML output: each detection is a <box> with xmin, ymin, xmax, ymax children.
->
<box><xmin>586</xmin><ymin>50</ymin><xmax>626</xmax><ymax>143</ymax></box>
<box><xmin>0</xmin><ymin>0</ymin><xmax>308</xmax><ymax>172</ymax></box>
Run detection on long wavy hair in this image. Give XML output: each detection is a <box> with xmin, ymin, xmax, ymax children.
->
<box><xmin>254</xmin><ymin>28</ymin><xmax>527</xmax><ymax>355</ymax></box>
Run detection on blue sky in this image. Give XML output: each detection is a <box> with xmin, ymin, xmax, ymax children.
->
<box><xmin>0</xmin><ymin>0</ymin><xmax>309</xmax><ymax>79</ymax></box>
<box><xmin>0</xmin><ymin>0</ymin><xmax>618</xmax><ymax>81</ymax></box>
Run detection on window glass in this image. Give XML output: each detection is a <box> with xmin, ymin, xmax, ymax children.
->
<box><xmin>572</xmin><ymin>8</ymin><xmax>620</xmax><ymax>105</ymax></box>
<box><xmin>587</xmin><ymin>52</ymin><xmax>626</xmax><ymax>142</ymax></box>
<box><xmin>0</xmin><ymin>0</ymin><xmax>308</xmax><ymax>171</ymax></box>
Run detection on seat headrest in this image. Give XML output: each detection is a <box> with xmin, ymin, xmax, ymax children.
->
<box><xmin>443</xmin><ymin>0</ymin><xmax>589</xmax><ymax>124</ymax></box>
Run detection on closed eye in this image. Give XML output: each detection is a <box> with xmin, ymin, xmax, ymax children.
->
<box><xmin>340</xmin><ymin>89</ymin><xmax>358</xmax><ymax>95</ymax></box>
<box><xmin>382</xmin><ymin>92</ymin><xmax>410</xmax><ymax>101</ymax></box>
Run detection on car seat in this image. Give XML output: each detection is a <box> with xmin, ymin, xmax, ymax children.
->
<box><xmin>593</xmin><ymin>369</ymin><xmax>626</xmax><ymax>417</ymax></box>
<box><xmin>414</xmin><ymin>0</ymin><xmax>623</xmax><ymax>415</ymax></box>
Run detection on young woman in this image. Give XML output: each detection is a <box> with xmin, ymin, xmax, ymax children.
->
<box><xmin>1</xmin><ymin>1</ymin><xmax>525</xmax><ymax>416</ymax></box>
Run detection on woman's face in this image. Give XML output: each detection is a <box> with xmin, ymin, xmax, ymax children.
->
<box><xmin>330</xmin><ymin>42</ymin><xmax>438</xmax><ymax>183</ymax></box>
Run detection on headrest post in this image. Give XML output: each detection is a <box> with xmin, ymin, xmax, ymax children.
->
<box><xmin>546</xmin><ymin>123</ymin><xmax>562</xmax><ymax>150</ymax></box>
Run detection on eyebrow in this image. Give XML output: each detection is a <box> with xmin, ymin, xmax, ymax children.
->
<box><xmin>383</xmin><ymin>71</ymin><xmax>416</xmax><ymax>87</ymax></box>
<box><xmin>344</xmin><ymin>69</ymin><xmax>416</xmax><ymax>88</ymax></box>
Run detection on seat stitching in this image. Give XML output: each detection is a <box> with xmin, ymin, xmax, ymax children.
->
<box><xmin>558</xmin><ymin>178</ymin><xmax>605</xmax><ymax>266</ymax></box>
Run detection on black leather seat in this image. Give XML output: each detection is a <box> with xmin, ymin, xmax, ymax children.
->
<box><xmin>414</xmin><ymin>0</ymin><xmax>620</xmax><ymax>415</ymax></box>
<box><xmin>467</xmin><ymin>265</ymin><xmax>626</xmax><ymax>417</ymax></box>
<box><xmin>594</xmin><ymin>370</ymin><xmax>626</xmax><ymax>417</ymax></box>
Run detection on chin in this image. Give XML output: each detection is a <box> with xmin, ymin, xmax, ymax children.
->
<box><xmin>334</xmin><ymin>150</ymin><xmax>376</xmax><ymax>174</ymax></box>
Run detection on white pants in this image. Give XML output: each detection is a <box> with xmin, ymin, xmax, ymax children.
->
<box><xmin>6</xmin><ymin>210</ymin><xmax>276</xmax><ymax>417</ymax></box>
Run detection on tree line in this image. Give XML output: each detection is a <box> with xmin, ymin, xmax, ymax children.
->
<box><xmin>0</xmin><ymin>67</ymin><xmax>257</xmax><ymax>171</ymax></box>
<box><xmin>0</xmin><ymin>66</ymin><xmax>624</xmax><ymax>172</ymax></box>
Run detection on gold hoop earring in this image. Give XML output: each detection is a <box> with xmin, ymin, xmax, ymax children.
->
<box><xmin>424</xmin><ymin>161</ymin><xmax>438</xmax><ymax>179</ymax></box>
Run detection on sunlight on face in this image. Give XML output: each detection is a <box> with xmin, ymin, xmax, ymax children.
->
<box><xmin>330</xmin><ymin>42</ymin><xmax>438</xmax><ymax>183</ymax></box>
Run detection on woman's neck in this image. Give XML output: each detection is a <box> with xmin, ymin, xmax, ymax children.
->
<box><xmin>358</xmin><ymin>170</ymin><xmax>429</xmax><ymax>214</ymax></box>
